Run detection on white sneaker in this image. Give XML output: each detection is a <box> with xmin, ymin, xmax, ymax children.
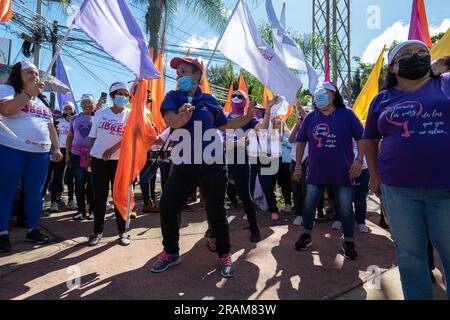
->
<box><xmin>284</xmin><ymin>204</ymin><xmax>292</xmax><ymax>213</ymax></box>
<box><xmin>332</xmin><ymin>220</ymin><xmax>343</xmax><ymax>230</ymax></box>
<box><xmin>50</xmin><ymin>201</ymin><xmax>59</xmax><ymax>212</ymax></box>
<box><xmin>106</xmin><ymin>201</ymin><xmax>113</xmax><ymax>211</ymax></box>
<box><xmin>67</xmin><ymin>200</ymin><xmax>78</xmax><ymax>210</ymax></box>
<box><xmin>359</xmin><ymin>224</ymin><xmax>369</xmax><ymax>233</ymax></box>
<box><xmin>293</xmin><ymin>216</ymin><xmax>303</xmax><ymax>226</ymax></box>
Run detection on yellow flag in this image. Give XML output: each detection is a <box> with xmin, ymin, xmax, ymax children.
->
<box><xmin>431</xmin><ymin>28</ymin><xmax>450</xmax><ymax>61</ymax></box>
<box><xmin>353</xmin><ymin>46</ymin><xmax>385</xmax><ymax>126</ymax></box>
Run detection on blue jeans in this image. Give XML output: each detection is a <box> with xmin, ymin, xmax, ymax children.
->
<box><xmin>381</xmin><ymin>184</ymin><xmax>450</xmax><ymax>300</ymax></box>
<box><xmin>354</xmin><ymin>169</ymin><xmax>370</xmax><ymax>224</ymax></box>
<box><xmin>303</xmin><ymin>184</ymin><xmax>354</xmax><ymax>240</ymax></box>
<box><xmin>0</xmin><ymin>144</ymin><xmax>49</xmax><ymax>231</ymax></box>
<box><xmin>70</xmin><ymin>153</ymin><xmax>93</xmax><ymax>213</ymax></box>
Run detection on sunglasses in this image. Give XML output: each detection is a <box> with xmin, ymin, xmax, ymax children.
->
<box><xmin>232</xmin><ymin>93</ymin><xmax>245</xmax><ymax>99</ymax></box>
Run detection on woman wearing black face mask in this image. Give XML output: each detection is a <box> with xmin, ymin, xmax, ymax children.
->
<box><xmin>364</xmin><ymin>40</ymin><xmax>450</xmax><ymax>300</ymax></box>
<box><xmin>49</xmin><ymin>102</ymin><xmax>77</xmax><ymax>212</ymax></box>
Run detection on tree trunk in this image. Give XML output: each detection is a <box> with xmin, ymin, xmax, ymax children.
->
<box><xmin>147</xmin><ymin>0</ymin><xmax>162</xmax><ymax>60</ymax></box>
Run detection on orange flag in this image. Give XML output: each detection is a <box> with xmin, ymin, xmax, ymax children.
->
<box><xmin>200</xmin><ymin>62</ymin><xmax>212</xmax><ymax>94</ymax></box>
<box><xmin>113</xmin><ymin>81</ymin><xmax>157</xmax><ymax>221</ymax></box>
<box><xmin>282</xmin><ymin>105</ymin><xmax>294</xmax><ymax>123</ymax></box>
<box><xmin>262</xmin><ymin>86</ymin><xmax>273</xmax><ymax>108</ymax></box>
<box><xmin>0</xmin><ymin>0</ymin><xmax>12</xmax><ymax>22</ymax></box>
<box><xmin>238</xmin><ymin>74</ymin><xmax>250</xmax><ymax>112</ymax></box>
<box><xmin>223</xmin><ymin>83</ymin><xmax>233</xmax><ymax>113</ymax></box>
<box><xmin>150</xmin><ymin>50</ymin><xmax>166</xmax><ymax>134</ymax></box>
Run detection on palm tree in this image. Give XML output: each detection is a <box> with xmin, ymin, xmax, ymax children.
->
<box><xmin>134</xmin><ymin>0</ymin><xmax>228</xmax><ymax>55</ymax></box>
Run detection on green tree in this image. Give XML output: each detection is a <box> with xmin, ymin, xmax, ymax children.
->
<box><xmin>134</xmin><ymin>0</ymin><xmax>229</xmax><ymax>55</ymax></box>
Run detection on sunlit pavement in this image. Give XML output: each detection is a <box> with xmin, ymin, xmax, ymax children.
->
<box><xmin>0</xmin><ymin>194</ymin><xmax>446</xmax><ymax>300</ymax></box>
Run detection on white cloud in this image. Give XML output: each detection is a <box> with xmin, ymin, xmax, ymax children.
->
<box><xmin>362</xmin><ymin>19</ymin><xmax>450</xmax><ymax>64</ymax></box>
<box><xmin>179</xmin><ymin>35</ymin><xmax>218</xmax><ymax>52</ymax></box>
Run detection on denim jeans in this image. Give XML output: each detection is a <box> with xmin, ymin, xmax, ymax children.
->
<box><xmin>0</xmin><ymin>144</ymin><xmax>49</xmax><ymax>231</ymax></box>
<box><xmin>381</xmin><ymin>184</ymin><xmax>450</xmax><ymax>300</ymax></box>
<box><xmin>354</xmin><ymin>168</ymin><xmax>370</xmax><ymax>224</ymax></box>
<box><xmin>70</xmin><ymin>153</ymin><xmax>93</xmax><ymax>213</ymax></box>
<box><xmin>303</xmin><ymin>184</ymin><xmax>354</xmax><ymax>241</ymax></box>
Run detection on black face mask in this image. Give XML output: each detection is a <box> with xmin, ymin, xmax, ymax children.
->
<box><xmin>398</xmin><ymin>53</ymin><xmax>431</xmax><ymax>80</ymax></box>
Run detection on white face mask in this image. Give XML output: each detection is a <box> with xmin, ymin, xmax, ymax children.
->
<box><xmin>232</xmin><ymin>97</ymin><xmax>244</xmax><ymax>104</ymax></box>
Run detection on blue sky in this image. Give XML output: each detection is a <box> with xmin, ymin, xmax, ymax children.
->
<box><xmin>2</xmin><ymin>0</ymin><xmax>449</xmax><ymax>108</ymax></box>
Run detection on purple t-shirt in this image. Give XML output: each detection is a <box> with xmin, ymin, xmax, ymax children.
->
<box><xmin>364</xmin><ymin>73</ymin><xmax>450</xmax><ymax>188</ymax></box>
<box><xmin>297</xmin><ymin>107</ymin><xmax>364</xmax><ymax>186</ymax></box>
<box><xmin>69</xmin><ymin>113</ymin><xmax>93</xmax><ymax>155</ymax></box>
<box><xmin>161</xmin><ymin>88</ymin><xmax>227</xmax><ymax>164</ymax></box>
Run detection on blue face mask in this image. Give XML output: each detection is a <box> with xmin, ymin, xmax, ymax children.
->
<box><xmin>314</xmin><ymin>93</ymin><xmax>330</xmax><ymax>109</ymax></box>
<box><xmin>113</xmin><ymin>95</ymin><xmax>128</xmax><ymax>108</ymax></box>
<box><xmin>177</xmin><ymin>76</ymin><xmax>195</xmax><ymax>92</ymax></box>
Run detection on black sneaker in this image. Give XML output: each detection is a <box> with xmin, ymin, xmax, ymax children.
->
<box><xmin>0</xmin><ymin>234</ymin><xmax>12</xmax><ymax>253</ymax></box>
<box><xmin>73</xmin><ymin>211</ymin><xmax>84</xmax><ymax>220</ymax></box>
<box><xmin>250</xmin><ymin>228</ymin><xmax>261</xmax><ymax>243</ymax></box>
<box><xmin>295</xmin><ymin>233</ymin><xmax>313</xmax><ymax>251</ymax></box>
<box><xmin>26</xmin><ymin>229</ymin><xmax>50</xmax><ymax>244</ymax></box>
<box><xmin>341</xmin><ymin>241</ymin><xmax>358</xmax><ymax>260</ymax></box>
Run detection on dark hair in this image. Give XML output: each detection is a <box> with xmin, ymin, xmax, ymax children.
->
<box><xmin>7</xmin><ymin>62</ymin><xmax>24</xmax><ymax>94</ymax></box>
<box><xmin>332</xmin><ymin>90</ymin><xmax>346</xmax><ymax>108</ymax></box>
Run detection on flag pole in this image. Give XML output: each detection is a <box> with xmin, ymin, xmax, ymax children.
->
<box><xmin>205</xmin><ymin>0</ymin><xmax>241</xmax><ymax>71</ymax></box>
<box><xmin>43</xmin><ymin>22</ymin><xmax>75</xmax><ymax>80</ymax></box>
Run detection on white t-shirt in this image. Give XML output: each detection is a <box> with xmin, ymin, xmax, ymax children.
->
<box><xmin>290</xmin><ymin>142</ymin><xmax>309</xmax><ymax>163</ymax></box>
<box><xmin>0</xmin><ymin>84</ymin><xmax>53</xmax><ymax>153</ymax></box>
<box><xmin>89</xmin><ymin>107</ymin><xmax>131</xmax><ymax>160</ymax></box>
<box><xmin>56</xmin><ymin>117</ymin><xmax>71</xmax><ymax>148</ymax></box>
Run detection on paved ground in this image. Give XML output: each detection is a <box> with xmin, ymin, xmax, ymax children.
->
<box><xmin>0</xmin><ymin>192</ymin><xmax>446</xmax><ymax>300</ymax></box>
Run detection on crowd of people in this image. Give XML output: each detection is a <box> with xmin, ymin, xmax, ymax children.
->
<box><xmin>0</xmin><ymin>40</ymin><xmax>449</xmax><ymax>299</ymax></box>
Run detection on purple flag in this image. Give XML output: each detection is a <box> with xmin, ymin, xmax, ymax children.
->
<box><xmin>73</xmin><ymin>0</ymin><xmax>160</xmax><ymax>80</ymax></box>
<box><xmin>56</xmin><ymin>55</ymin><xmax>78</xmax><ymax>112</ymax></box>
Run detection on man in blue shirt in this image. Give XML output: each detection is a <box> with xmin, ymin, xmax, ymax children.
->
<box><xmin>150</xmin><ymin>56</ymin><xmax>254</xmax><ymax>278</ymax></box>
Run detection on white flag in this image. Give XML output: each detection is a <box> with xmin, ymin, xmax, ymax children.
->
<box><xmin>217</xmin><ymin>0</ymin><xmax>302</xmax><ymax>103</ymax></box>
<box><xmin>266</xmin><ymin>0</ymin><xmax>318</xmax><ymax>94</ymax></box>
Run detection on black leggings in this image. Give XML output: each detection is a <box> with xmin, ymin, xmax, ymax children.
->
<box><xmin>50</xmin><ymin>148</ymin><xmax>74</xmax><ymax>202</ymax></box>
<box><xmin>228</xmin><ymin>163</ymin><xmax>258</xmax><ymax>232</ymax></box>
<box><xmin>273</xmin><ymin>159</ymin><xmax>292</xmax><ymax>205</ymax></box>
<box><xmin>91</xmin><ymin>157</ymin><xmax>125</xmax><ymax>235</ymax></box>
<box><xmin>159</xmin><ymin>164</ymin><xmax>230</xmax><ymax>256</ymax></box>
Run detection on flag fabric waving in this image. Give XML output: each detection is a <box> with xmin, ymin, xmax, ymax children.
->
<box><xmin>73</xmin><ymin>0</ymin><xmax>160</xmax><ymax>80</ymax></box>
<box><xmin>353</xmin><ymin>46</ymin><xmax>385</xmax><ymax>126</ymax></box>
<box><xmin>150</xmin><ymin>50</ymin><xmax>166</xmax><ymax>134</ymax></box>
<box><xmin>223</xmin><ymin>83</ymin><xmax>233</xmax><ymax>113</ymax></box>
<box><xmin>113</xmin><ymin>81</ymin><xmax>157</xmax><ymax>221</ymax></box>
<box><xmin>0</xmin><ymin>0</ymin><xmax>12</xmax><ymax>22</ymax></box>
<box><xmin>431</xmin><ymin>28</ymin><xmax>450</xmax><ymax>60</ymax></box>
<box><xmin>200</xmin><ymin>62</ymin><xmax>212</xmax><ymax>94</ymax></box>
<box><xmin>266</xmin><ymin>0</ymin><xmax>318</xmax><ymax>94</ymax></box>
<box><xmin>56</xmin><ymin>55</ymin><xmax>78</xmax><ymax>112</ymax></box>
<box><xmin>408</xmin><ymin>0</ymin><xmax>432</xmax><ymax>48</ymax></box>
<box><xmin>216</xmin><ymin>0</ymin><xmax>301</xmax><ymax>103</ymax></box>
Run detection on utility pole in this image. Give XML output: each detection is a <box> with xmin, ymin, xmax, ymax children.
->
<box><xmin>33</xmin><ymin>0</ymin><xmax>42</xmax><ymax>67</ymax></box>
<box><xmin>50</xmin><ymin>20</ymin><xmax>58</xmax><ymax>110</ymax></box>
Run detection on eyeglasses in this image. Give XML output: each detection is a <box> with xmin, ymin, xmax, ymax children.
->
<box><xmin>232</xmin><ymin>93</ymin><xmax>245</xmax><ymax>99</ymax></box>
<box><xmin>395</xmin><ymin>48</ymin><xmax>429</xmax><ymax>62</ymax></box>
